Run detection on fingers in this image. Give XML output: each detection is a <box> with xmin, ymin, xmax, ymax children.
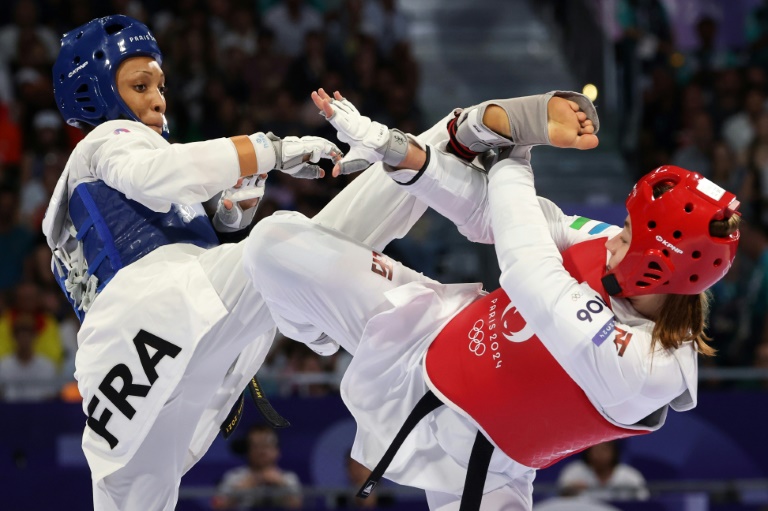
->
<box><xmin>316</xmin><ymin>88</ymin><xmax>332</xmax><ymax>101</ymax></box>
<box><xmin>311</xmin><ymin>91</ymin><xmax>324</xmax><ymax>110</ymax></box>
<box><xmin>223</xmin><ymin>198</ymin><xmax>234</xmax><ymax>210</ymax></box>
<box><xmin>334</xmin><ymin>90</ymin><xmax>344</xmax><ymax>101</ymax></box>
<box><xmin>312</xmin><ymin>90</ymin><xmax>335</xmax><ymax>118</ymax></box>
<box><xmin>332</xmin><ymin>163</ymin><xmax>341</xmax><ymax>178</ymax></box>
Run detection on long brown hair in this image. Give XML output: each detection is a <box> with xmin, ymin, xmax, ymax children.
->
<box><xmin>651</xmin><ymin>212</ymin><xmax>740</xmax><ymax>356</ymax></box>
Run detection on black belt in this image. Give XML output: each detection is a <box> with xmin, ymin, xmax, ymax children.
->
<box><xmin>357</xmin><ymin>390</ymin><xmax>495</xmax><ymax>511</ymax></box>
<box><xmin>220</xmin><ymin>374</ymin><xmax>290</xmax><ymax>439</ymax></box>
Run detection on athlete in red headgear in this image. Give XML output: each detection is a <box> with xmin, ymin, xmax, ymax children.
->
<box><xmin>244</xmin><ymin>89</ymin><xmax>740</xmax><ymax>511</ymax></box>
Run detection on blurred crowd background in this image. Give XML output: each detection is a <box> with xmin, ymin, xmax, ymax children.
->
<box><xmin>1</xmin><ymin>0</ymin><xmax>768</xmax><ymax>509</ymax></box>
<box><xmin>1</xmin><ymin>0</ymin><xmax>768</xmax><ymax>405</ymax></box>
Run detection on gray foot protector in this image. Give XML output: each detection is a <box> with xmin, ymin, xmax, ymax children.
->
<box><xmin>454</xmin><ymin>91</ymin><xmax>600</xmax><ymax>152</ymax></box>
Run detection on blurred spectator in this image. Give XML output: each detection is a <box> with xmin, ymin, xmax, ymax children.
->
<box><xmin>263</xmin><ymin>0</ymin><xmax>322</xmax><ymax>58</ymax></box>
<box><xmin>212</xmin><ymin>424</ymin><xmax>303</xmax><ymax>509</ymax></box>
<box><xmin>20</xmin><ymin>150</ymin><xmax>65</xmax><ymax>229</ymax></box>
<box><xmin>0</xmin><ymin>280</ymin><xmax>63</xmax><ymax>367</ymax></box>
<box><xmin>678</xmin><ymin>15</ymin><xmax>738</xmax><ymax>90</ymax></box>
<box><xmin>0</xmin><ymin>0</ymin><xmax>59</xmax><ymax>67</ymax></box>
<box><xmin>244</xmin><ymin>28</ymin><xmax>292</xmax><ymax>109</ymax></box>
<box><xmin>711</xmin><ymin>68</ymin><xmax>746</xmax><ymax>134</ymax></box>
<box><xmin>741</xmin><ymin>111</ymin><xmax>768</xmax><ymax>227</ymax></box>
<box><xmin>557</xmin><ymin>441</ymin><xmax>649</xmax><ymax>501</ymax></box>
<box><xmin>534</xmin><ymin>496</ymin><xmax>621</xmax><ymax>511</ymax></box>
<box><xmin>711</xmin><ymin>140</ymin><xmax>747</xmax><ymax>193</ymax></box>
<box><xmin>0</xmin><ymin>102</ymin><xmax>22</xmax><ymax>166</ymax></box>
<box><xmin>614</xmin><ymin>0</ymin><xmax>673</xmax><ymax>155</ymax></box>
<box><xmin>747</xmin><ymin>0</ymin><xmax>768</xmax><ymax>70</ymax></box>
<box><xmin>722</xmin><ymin>223</ymin><xmax>768</xmax><ymax>365</ymax></box>
<box><xmin>0</xmin><ymin>185</ymin><xmax>35</xmax><ymax>292</ymax></box>
<box><xmin>721</xmin><ymin>87</ymin><xmax>767</xmax><ymax>158</ymax></box>
<box><xmin>671</xmin><ymin>110</ymin><xmax>715</xmax><ymax>179</ymax></box>
<box><xmin>361</xmin><ymin>0</ymin><xmax>409</xmax><ymax>57</ymax></box>
<box><xmin>219</xmin><ymin>4</ymin><xmax>258</xmax><ymax>57</ymax></box>
<box><xmin>0</xmin><ymin>312</ymin><xmax>58</xmax><ymax>402</ymax></box>
<box><xmin>284</xmin><ymin>30</ymin><xmax>347</xmax><ymax>102</ymax></box>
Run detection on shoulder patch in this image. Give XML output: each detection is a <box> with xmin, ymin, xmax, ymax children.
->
<box><xmin>569</xmin><ymin>216</ymin><xmax>610</xmax><ymax>235</ymax></box>
<box><xmin>113</xmin><ymin>128</ymin><xmax>131</xmax><ymax>135</ymax></box>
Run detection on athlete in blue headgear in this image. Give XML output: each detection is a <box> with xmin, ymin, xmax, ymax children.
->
<box><xmin>43</xmin><ymin>15</ymin><xmax>437</xmax><ymax>511</ymax></box>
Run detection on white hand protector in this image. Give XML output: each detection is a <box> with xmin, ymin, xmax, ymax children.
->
<box><xmin>267</xmin><ymin>132</ymin><xmax>341</xmax><ymax>179</ymax></box>
<box><xmin>212</xmin><ymin>175</ymin><xmax>266</xmax><ymax>232</ymax></box>
<box><xmin>323</xmin><ymin>97</ymin><xmax>409</xmax><ymax>174</ymax></box>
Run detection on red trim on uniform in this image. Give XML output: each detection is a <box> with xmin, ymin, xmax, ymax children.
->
<box><xmin>446</xmin><ymin>116</ymin><xmax>479</xmax><ymax>161</ymax></box>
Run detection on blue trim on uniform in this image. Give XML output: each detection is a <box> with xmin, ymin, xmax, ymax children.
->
<box><xmin>76</xmin><ymin>185</ymin><xmax>124</xmax><ymax>269</ymax></box>
<box><xmin>86</xmin><ymin>250</ymin><xmax>108</xmax><ymax>276</ymax></box>
<box><xmin>76</xmin><ymin>216</ymin><xmax>95</xmax><ymax>240</ymax></box>
<box><xmin>588</xmin><ymin>222</ymin><xmax>611</xmax><ymax>235</ymax></box>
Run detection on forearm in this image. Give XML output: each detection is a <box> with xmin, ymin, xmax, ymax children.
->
<box><xmin>94</xmin><ymin>131</ymin><xmax>274</xmax><ymax>212</ymax></box>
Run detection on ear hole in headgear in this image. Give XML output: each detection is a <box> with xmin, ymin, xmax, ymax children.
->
<box><xmin>714</xmin><ymin>258</ymin><xmax>722</xmax><ymax>267</ymax></box>
<box><xmin>95</xmin><ymin>50</ymin><xmax>105</xmax><ymax>59</ymax></box>
<box><xmin>692</xmin><ymin>251</ymin><xmax>701</xmax><ymax>259</ymax></box>
<box><xmin>690</xmin><ymin>275</ymin><xmax>699</xmax><ymax>283</ymax></box>
<box><xmin>648</xmin><ymin>221</ymin><xmax>656</xmax><ymax>229</ymax></box>
<box><xmin>662</xmin><ymin>249</ymin><xmax>669</xmax><ymax>257</ymax></box>
<box><xmin>673</xmin><ymin>230</ymin><xmax>682</xmax><ymax>239</ymax></box>
<box><xmin>685</xmin><ymin>203</ymin><xmax>694</xmax><ymax>213</ymax></box>
<box><xmin>105</xmin><ymin>23</ymin><xmax>126</xmax><ymax>35</ymax></box>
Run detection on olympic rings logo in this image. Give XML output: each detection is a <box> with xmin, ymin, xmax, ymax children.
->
<box><xmin>468</xmin><ymin>319</ymin><xmax>486</xmax><ymax>356</ymax></box>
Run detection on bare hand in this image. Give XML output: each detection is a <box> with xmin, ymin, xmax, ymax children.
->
<box><xmin>311</xmin><ymin>88</ymin><xmax>348</xmax><ymax>177</ymax></box>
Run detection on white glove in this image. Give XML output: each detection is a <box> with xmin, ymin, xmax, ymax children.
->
<box><xmin>212</xmin><ymin>175</ymin><xmax>266</xmax><ymax>232</ymax></box>
<box><xmin>320</xmin><ymin>95</ymin><xmax>409</xmax><ymax>175</ymax></box>
<box><xmin>249</xmin><ymin>132</ymin><xmax>341</xmax><ymax>179</ymax></box>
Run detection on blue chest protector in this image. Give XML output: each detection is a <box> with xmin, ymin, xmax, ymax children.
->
<box><xmin>58</xmin><ymin>180</ymin><xmax>219</xmax><ymax>321</ymax></box>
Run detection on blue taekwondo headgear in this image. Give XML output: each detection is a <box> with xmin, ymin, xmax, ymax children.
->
<box><xmin>52</xmin><ymin>15</ymin><xmax>169</xmax><ymax>137</ymax></box>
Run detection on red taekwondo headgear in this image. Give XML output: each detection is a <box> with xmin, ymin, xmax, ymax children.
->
<box><xmin>602</xmin><ymin>165</ymin><xmax>740</xmax><ymax>297</ymax></box>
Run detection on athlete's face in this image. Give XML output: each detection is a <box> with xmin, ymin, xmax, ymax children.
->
<box><xmin>605</xmin><ymin>216</ymin><xmax>631</xmax><ymax>272</ymax></box>
<box><xmin>116</xmin><ymin>56</ymin><xmax>166</xmax><ymax>135</ymax></box>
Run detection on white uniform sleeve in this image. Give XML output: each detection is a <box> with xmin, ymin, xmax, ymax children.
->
<box><xmin>487</xmin><ymin>158</ymin><xmax>684</xmax><ymax>426</ymax></box>
<box><xmin>87</xmin><ymin>122</ymin><xmax>240</xmax><ymax>212</ymax></box>
<box><xmin>312</xmin><ymin>114</ymin><xmax>461</xmax><ymax>251</ymax></box>
<box><xmin>391</xmin><ymin>146</ymin><xmax>494</xmax><ymax>243</ymax></box>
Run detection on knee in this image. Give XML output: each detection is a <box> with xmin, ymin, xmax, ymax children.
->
<box><xmin>243</xmin><ymin>213</ymin><xmax>314</xmax><ymax>287</ymax></box>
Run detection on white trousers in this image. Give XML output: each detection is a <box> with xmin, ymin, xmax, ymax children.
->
<box><xmin>90</xmin><ymin>166</ymin><xmax>429</xmax><ymax>510</ymax></box>
<box><xmin>244</xmin><ymin>212</ymin><xmax>533</xmax><ymax>510</ymax></box>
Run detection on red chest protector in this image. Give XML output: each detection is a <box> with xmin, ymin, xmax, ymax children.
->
<box><xmin>423</xmin><ymin>238</ymin><xmax>651</xmax><ymax>469</ymax></box>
